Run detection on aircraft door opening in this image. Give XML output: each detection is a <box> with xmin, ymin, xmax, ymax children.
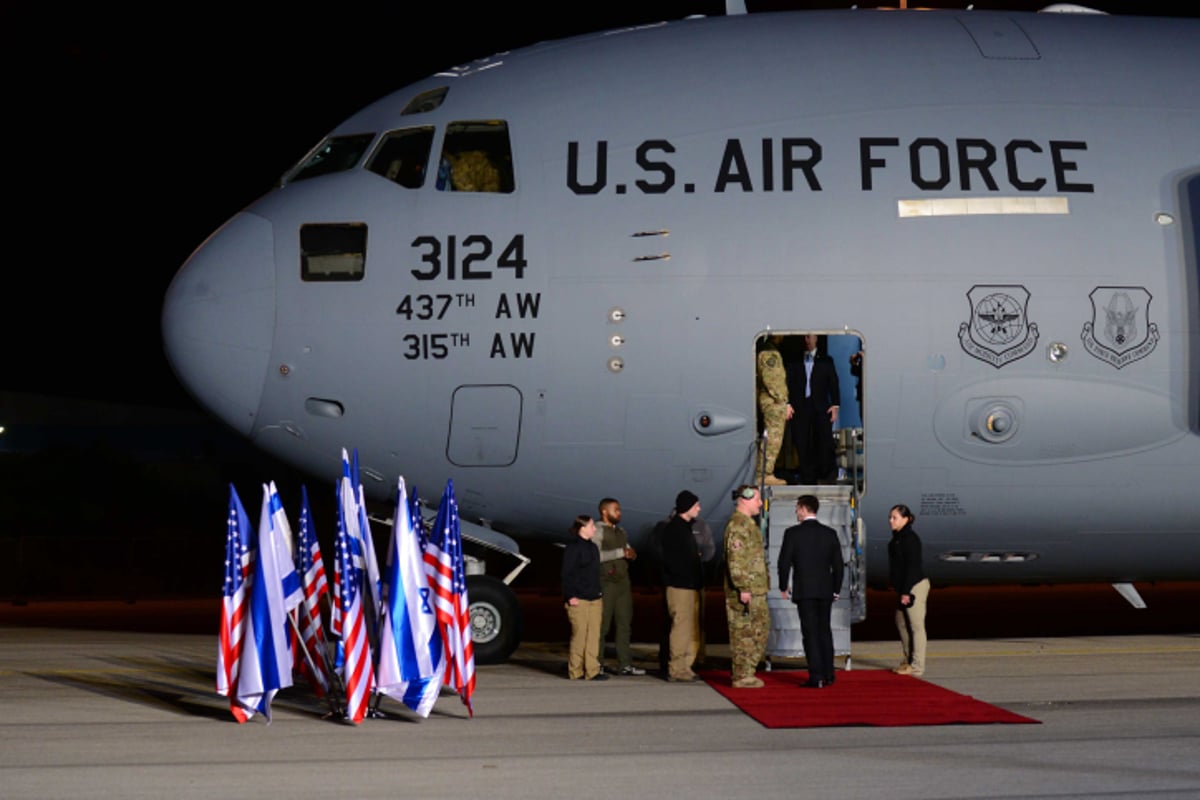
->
<box><xmin>754</xmin><ymin>332</ymin><xmax>864</xmax><ymax>494</ymax></box>
<box><xmin>755</xmin><ymin>330</ymin><xmax>868</xmax><ymax>665</ymax></box>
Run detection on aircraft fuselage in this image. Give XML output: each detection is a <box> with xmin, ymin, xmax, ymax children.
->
<box><xmin>163</xmin><ymin>10</ymin><xmax>1200</xmax><ymax>588</ymax></box>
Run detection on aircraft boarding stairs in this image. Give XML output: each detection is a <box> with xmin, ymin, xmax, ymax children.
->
<box><xmin>762</xmin><ymin>484</ymin><xmax>866</xmax><ymax>670</ymax></box>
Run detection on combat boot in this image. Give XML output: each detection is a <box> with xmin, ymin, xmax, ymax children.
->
<box><xmin>732</xmin><ymin>676</ymin><xmax>765</xmax><ymax>689</ymax></box>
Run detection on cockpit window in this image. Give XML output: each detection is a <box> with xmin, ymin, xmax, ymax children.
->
<box><xmin>286</xmin><ymin>133</ymin><xmax>376</xmax><ymax>184</ymax></box>
<box><xmin>435</xmin><ymin>121</ymin><xmax>515</xmax><ymax>193</ymax></box>
<box><xmin>300</xmin><ymin>223</ymin><xmax>367</xmax><ymax>282</ymax></box>
<box><xmin>366</xmin><ymin>127</ymin><xmax>435</xmax><ymax>189</ymax></box>
<box><xmin>401</xmin><ymin>87</ymin><xmax>448</xmax><ymax>115</ymax></box>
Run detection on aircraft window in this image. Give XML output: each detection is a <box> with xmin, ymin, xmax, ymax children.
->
<box><xmin>435</xmin><ymin>121</ymin><xmax>515</xmax><ymax>193</ymax></box>
<box><xmin>401</xmin><ymin>87</ymin><xmax>448</xmax><ymax>115</ymax></box>
<box><xmin>366</xmin><ymin>127</ymin><xmax>434</xmax><ymax>189</ymax></box>
<box><xmin>300</xmin><ymin>223</ymin><xmax>367</xmax><ymax>282</ymax></box>
<box><xmin>286</xmin><ymin>133</ymin><xmax>376</xmax><ymax>184</ymax></box>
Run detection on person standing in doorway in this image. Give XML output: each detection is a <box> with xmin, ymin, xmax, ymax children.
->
<box><xmin>756</xmin><ymin>335</ymin><xmax>791</xmax><ymax>486</ymax></box>
<box><xmin>888</xmin><ymin>503</ymin><xmax>930</xmax><ymax>677</ymax></box>
<box><xmin>787</xmin><ymin>334</ymin><xmax>841</xmax><ymax>484</ymax></box>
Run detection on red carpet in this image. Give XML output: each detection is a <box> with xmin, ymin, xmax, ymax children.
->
<box><xmin>699</xmin><ymin>669</ymin><xmax>1040</xmax><ymax>728</ymax></box>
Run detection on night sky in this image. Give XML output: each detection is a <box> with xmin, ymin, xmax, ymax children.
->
<box><xmin>2</xmin><ymin>1</ymin><xmax>1186</xmax><ymax>412</ymax></box>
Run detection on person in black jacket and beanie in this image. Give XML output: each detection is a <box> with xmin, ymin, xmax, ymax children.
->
<box><xmin>887</xmin><ymin>504</ymin><xmax>930</xmax><ymax>677</ymax></box>
<box><xmin>659</xmin><ymin>490</ymin><xmax>704</xmax><ymax>682</ymax></box>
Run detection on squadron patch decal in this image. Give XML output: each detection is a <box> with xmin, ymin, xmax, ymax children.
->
<box><xmin>958</xmin><ymin>285</ymin><xmax>1039</xmax><ymax>368</ymax></box>
<box><xmin>1081</xmin><ymin>287</ymin><xmax>1159</xmax><ymax>369</ymax></box>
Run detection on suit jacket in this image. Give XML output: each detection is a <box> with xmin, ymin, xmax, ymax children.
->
<box><xmin>777</xmin><ymin>518</ymin><xmax>845</xmax><ymax>600</ymax></box>
<box><xmin>786</xmin><ymin>351</ymin><xmax>841</xmax><ymax>413</ymax></box>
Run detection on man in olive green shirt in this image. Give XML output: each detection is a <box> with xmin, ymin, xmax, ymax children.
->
<box><xmin>596</xmin><ymin>497</ymin><xmax>645</xmax><ymax>676</ymax></box>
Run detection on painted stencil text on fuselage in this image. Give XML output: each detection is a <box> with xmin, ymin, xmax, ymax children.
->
<box><xmin>566</xmin><ymin>137</ymin><xmax>1094</xmax><ymax>195</ymax></box>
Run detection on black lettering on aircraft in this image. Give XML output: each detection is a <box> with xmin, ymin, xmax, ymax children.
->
<box><xmin>860</xmin><ymin>137</ymin><xmax>1094</xmax><ymax>192</ymax></box>
<box><xmin>782</xmin><ymin>138</ymin><xmax>822</xmax><ymax>190</ymax></box>
<box><xmin>402</xmin><ymin>333</ymin><xmax>451</xmax><ymax>360</ymax></box>
<box><xmin>567</xmin><ymin>141</ymin><xmax>606</xmax><ymax>194</ymax></box>
<box><xmin>860</xmin><ymin>137</ymin><xmax>898</xmax><ymax>191</ymax></box>
<box><xmin>715</xmin><ymin>139</ymin><xmax>753</xmax><ymax>191</ymax></box>
<box><xmin>957</xmin><ymin>139</ymin><xmax>999</xmax><ymax>191</ymax></box>
<box><xmin>1050</xmin><ymin>141</ymin><xmax>1094</xmax><ymax>192</ymax></box>
<box><xmin>397</xmin><ymin>294</ymin><xmax>456</xmax><ymax>320</ymax></box>
<box><xmin>1005</xmin><ymin>140</ymin><xmax>1045</xmax><ymax>190</ymax></box>
<box><xmin>714</xmin><ymin>138</ymin><xmax>824</xmax><ymax>192</ymax></box>
<box><xmin>910</xmin><ymin>138</ymin><xmax>952</xmax><ymax>190</ymax></box>
<box><xmin>568</xmin><ymin>136</ymin><xmax>1089</xmax><ymax>195</ymax></box>
<box><xmin>495</xmin><ymin>293</ymin><xmax>541</xmax><ymax>319</ymax></box>
<box><xmin>635</xmin><ymin>140</ymin><xmax>676</xmax><ymax>194</ymax></box>
<box><xmin>490</xmin><ymin>332</ymin><xmax>536</xmax><ymax>358</ymax></box>
<box><xmin>410</xmin><ymin>234</ymin><xmax>527</xmax><ymax>281</ymax></box>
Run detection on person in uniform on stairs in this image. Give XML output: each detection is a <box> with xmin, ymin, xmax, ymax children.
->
<box><xmin>756</xmin><ymin>335</ymin><xmax>791</xmax><ymax>486</ymax></box>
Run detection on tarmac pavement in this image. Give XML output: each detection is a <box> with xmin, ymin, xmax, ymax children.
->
<box><xmin>1</xmin><ymin>625</ymin><xmax>1198</xmax><ymax>799</ymax></box>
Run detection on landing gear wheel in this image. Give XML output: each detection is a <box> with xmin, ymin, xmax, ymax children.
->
<box><xmin>466</xmin><ymin>575</ymin><xmax>522</xmax><ymax>664</ymax></box>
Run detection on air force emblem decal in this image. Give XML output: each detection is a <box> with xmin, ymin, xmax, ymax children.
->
<box><xmin>958</xmin><ymin>285</ymin><xmax>1038</xmax><ymax>368</ymax></box>
<box><xmin>1082</xmin><ymin>287</ymin><xmax>1159</xmax><ymax>368</ymax></box>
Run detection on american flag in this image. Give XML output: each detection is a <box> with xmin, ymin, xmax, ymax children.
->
<box><xmin>293</xmin><ymin>484</ymin><xmax>331</xmax><ymax>696</ymax></box>
<box><xmin>217</xmin><ymin>484</ymin><xmax>254</xmax><ymax>723</ymax></box>
<box><xmin>336</xmin><ymin>484</ymin><xmax>376</xmax><ymax>724</ymax></box>
<box><xmin>409</xmin><ymin>484</ymin><xmax>428</xmax><ymax>549</ymax></box>
<box><xmin>330</xmin><ymin>487</ymin><xmax>344</xmax><ymax>642</ymax></box>
<box><xmin>424</xmin><ymin>479</ymin><xmax>475</xmax><ymax>716</ymax></box>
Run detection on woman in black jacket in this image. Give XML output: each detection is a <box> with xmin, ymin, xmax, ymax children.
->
<box><xmin>887</xmin><ymin>504</ymin><xmax>930</xmax><ymax>677</ymax></box>
<box><xmin>562</xmin><ymin>515</ymin><xmax>607</xmax><ymax>681</ymax></box>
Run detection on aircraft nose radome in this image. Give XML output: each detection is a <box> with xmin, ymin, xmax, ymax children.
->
<box><xmin>161</xmin><ymin>212</ymin><xmax>275</xmax><ymax>437</ymax></box>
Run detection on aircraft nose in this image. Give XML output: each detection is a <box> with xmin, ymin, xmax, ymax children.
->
<box><xmin>161</xmin><ymin>212</ymin><xmax>275</xmax><ymax>436</ymax></box>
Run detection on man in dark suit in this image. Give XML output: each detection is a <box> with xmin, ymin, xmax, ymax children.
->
<box><xmin>777</xmin><ymin>494</ymin><xmax>845</xmax><ymax>688</ymax></box>
<box><xmin>786</xmin><ymin>333</ymin><xmax>841</xmax><ymax>484</ymax></box>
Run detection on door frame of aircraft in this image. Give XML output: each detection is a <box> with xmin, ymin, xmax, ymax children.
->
<box><xmin>755</xmin><ymin>330</ymin><xmax>864</xmax><ymax>495</ymax></box>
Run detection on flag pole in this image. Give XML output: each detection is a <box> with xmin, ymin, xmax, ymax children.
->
<box><xmin>318</xmin><ymin>592</ymin><xmax>350</xmax><ymax>716</ymax></box>
<box><xmin>288</xmin><ymin>610</ymin><xmax>340</xmax><ymax>717</ymax></box>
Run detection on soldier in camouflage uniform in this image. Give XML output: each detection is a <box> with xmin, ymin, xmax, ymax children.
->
<box><xmin>723</xmin><ymin>485</ymin><xmax>770</xmax><ymax>688</ymax></box>
<box><xmin>757</xmin><ymin>336</ymin><xmax>791</xmax><ymax>485</ymax></box>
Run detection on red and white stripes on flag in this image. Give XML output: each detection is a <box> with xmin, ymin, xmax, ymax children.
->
<box><xmin>293</xmin><ymin>484</ymin><xmax>332</xmax><ymax>696</ymax></box>
<box><xmin>424</xmin><ymin>479</ymin><xmax>476</xmax><ymax>716</ymax></box>
<box><xmin>217</xmin><ymin>484</ymin><xmax>254</xmax><ymax>723</ymax></box>
<box><xmin>336</xmin><ymin>479</ymin><xmax>375</xmax><ymax>724</ymax></box>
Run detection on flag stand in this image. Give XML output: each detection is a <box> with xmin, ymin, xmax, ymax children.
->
<box><xmin>288</xmin><ymin>612</ymin><xmax>341</xmax><ymax>718</ymax></box>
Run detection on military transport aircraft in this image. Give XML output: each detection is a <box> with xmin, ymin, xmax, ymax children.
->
<box><xmin>161</xmin><ymin>4</ymin><xmax>1200</xmax><ymax>662</ymax></box>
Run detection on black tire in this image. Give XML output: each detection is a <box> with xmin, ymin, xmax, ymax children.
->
<box><xmin>466</xmin><ymin>575</ymin><xmax>522</xmax><ymax>664</ymax></box>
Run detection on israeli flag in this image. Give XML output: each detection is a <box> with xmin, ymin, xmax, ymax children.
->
<box><xmin>376</xmin><ymin>476</ymin><xmax>445</xmax><ymax>717</ymax></box>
